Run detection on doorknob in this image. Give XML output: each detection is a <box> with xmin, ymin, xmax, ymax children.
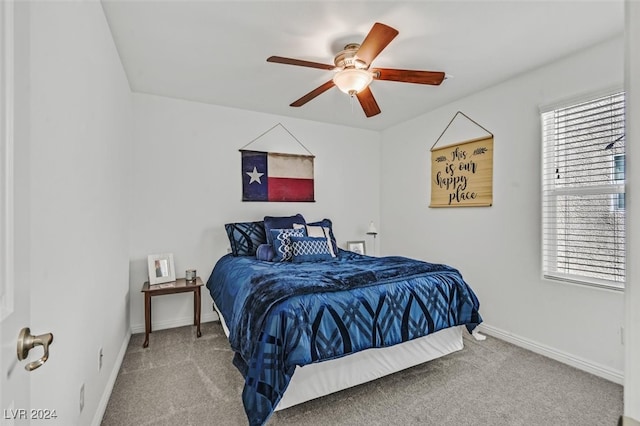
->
<box><xmin>16</xmin><ymin>327</ymin><xmax>54</xmax><ymax>371</ymax></box>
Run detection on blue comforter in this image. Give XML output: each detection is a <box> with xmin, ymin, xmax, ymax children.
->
<box><xmin>206</xmin><ymin>250</ymin><xmax>482</xmax><ymax>425</ymax></box>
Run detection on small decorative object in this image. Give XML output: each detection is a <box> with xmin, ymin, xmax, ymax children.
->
<box><xmin>185</xmin><ymin>269</ymin><xmax>196</xmax><ymax>282</ymax></box>
<box><xmin>430</xmin><ymin>111</ymin><xmax>493</xmax><ymax>208</ymax></box>
<box><xmin>147</xmin><ymin>253</ymin><xmax>176</xmax><ymax>285</ymax></box>
<box><xmin>347</xmin><ymin>241</ymin><xmax>366</xmax><ymax>255</ymax></box>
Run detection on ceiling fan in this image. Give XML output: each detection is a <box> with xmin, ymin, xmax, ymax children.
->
<box><xmin>267</xmin><ymin>22</ymin><xmax>445</xmax><ymax>118</ymax></box>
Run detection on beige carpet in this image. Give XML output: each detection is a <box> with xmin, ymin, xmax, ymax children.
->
<box><xmin>102</xmin><ymin>321</ymin><xmax>623</xmax><ymax>425</ymax></box>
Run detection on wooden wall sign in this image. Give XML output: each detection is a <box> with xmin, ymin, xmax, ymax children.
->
<box><xmin>430</xmin><ymin>112</ymin><xmax>493</xmax><ymax>207</ymax></box>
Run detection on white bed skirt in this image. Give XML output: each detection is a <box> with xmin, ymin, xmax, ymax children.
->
<box><xmin>214</xmin><ymin>303</ymin><xmax>464</xmax><ymax>410</ymax></box>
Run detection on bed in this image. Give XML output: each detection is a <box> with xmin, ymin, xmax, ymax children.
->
<box><xmin>206</xmin><ymin>216</ymin><xmax>482</xmax><ymax>426</ymax></box>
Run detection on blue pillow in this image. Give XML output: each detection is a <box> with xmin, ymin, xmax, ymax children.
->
<box><xmin>307</xmin><ymin>219</ymin><xmax>338</xmax><ymax>255</ymax></box>
<box><xmin>270</xmin><ymin>228</ymin><xmax>307</xmax><ymax>262</ymax></box>
<box><xmin>256</xmin><ymin>244</ymin><xmax>275</xmax><ymax>262</ymax></box>
<box><xmin>290</xmin><ymin>236</ymin><xmax>334</xmax><ymax>262</ymax></box>
<box><xmin>224</xmin><ymin>221</ymin><xmax>266</xmax><ymax>256</ymax></box>
<box><xmin>294</xmin><ymin>223</ymin><xmax>336</xmax><ymax>257</ymax></box>
<box><xmin>264</xmin><ymin>214</ymin><xmax>306</xmax><ymax>246</ymax></box>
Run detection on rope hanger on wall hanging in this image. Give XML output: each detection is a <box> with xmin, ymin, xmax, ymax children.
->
<box><xmin>431</xmin><ymin>111</ymin><xmax>494</xmax><ymax>151</ymax></box>
<box><xmin>239</xmin><ymin>122</ymin><xmax>314</xmax><ymax>157</ymax></box>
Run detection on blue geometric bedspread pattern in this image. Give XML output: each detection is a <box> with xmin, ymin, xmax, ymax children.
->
<box><xmin>206</xmin><ymin>250</ymin><xmax>482</xmax><ymax>426</ymax></box>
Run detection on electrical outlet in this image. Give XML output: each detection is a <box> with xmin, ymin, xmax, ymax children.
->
<box><xmin>79</xmin><ymin>384</ymin><xmax>85</xmax><ymax>412</ymax></box>
<box><xmin>99</xmin><ymin>347</ymin><xmax>103</xmax><ymax>370</ymax></box>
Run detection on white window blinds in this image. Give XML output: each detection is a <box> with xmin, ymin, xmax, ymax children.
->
<box><xmin>541</xmin><ymin>91</ymin><xmax>625</xmax><ymax>289</ymax></box>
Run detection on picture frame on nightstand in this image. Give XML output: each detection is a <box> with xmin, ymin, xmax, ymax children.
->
<box><xmin>346</xmin><ymin>241</ymin><xmax>366</xmax><ymax>255</ymax></box>
<box><xmin>147</xmin><ymin>253</ymin><xmax>176</xmax><ymax>285</ymax></box>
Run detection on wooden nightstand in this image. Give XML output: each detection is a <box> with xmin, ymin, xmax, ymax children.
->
<box><xmin>141</xmin><ymin>277</ymin><xmax>204</xmax><ymax>348</ymax></box>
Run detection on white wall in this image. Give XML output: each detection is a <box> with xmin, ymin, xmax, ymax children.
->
<box><xmin>380</xmin><ymin>36</ymin><xmax>626</xmax><ymax>381</ymax></box>
<box><xmin>129</xmin><ymin>93</ymin><xmax>381</xmax><ymax>333</ymax></box>
<box><xmin>624</xmin><ymin>0</ymin><xmax>640</xmax><ymax>419</ymax></box>
<box><xmin>28</xmin><ymin>2</ymin><xmax>132</xmax><ymax>425</ymax></box>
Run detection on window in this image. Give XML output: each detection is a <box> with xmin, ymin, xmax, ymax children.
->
<box><xmin>541</xmin><ymin>91</ymin><xmax>625</xmax><ymax>289</ymax></box>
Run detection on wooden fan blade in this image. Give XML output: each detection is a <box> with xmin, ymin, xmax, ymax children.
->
<box><xmin>356</xmin><ymin>86</ymin><xmax>381</xmax><ymax>117</ymax></box>
<box><xmin>267</xmin><ymin>56</ymin><xmax>335</xmax><ymax>70</ymax></box>
<box><xmin>373</xmin><ymin>68</ymin><xmax>446</xmax><ymax>85</ymax></box>
<box><xmin>356</xmin><ymin>23</ymin><xmax>399</xmax><ymax>67</ymax></box>
<box><xmin>290</xmin><ymin>80</ymin><xmax>336</xmax><ymax>107</ymax></box>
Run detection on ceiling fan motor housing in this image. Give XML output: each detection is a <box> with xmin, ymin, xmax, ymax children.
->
<box><xmin>334</xmin><ymin>43</ymin><xmax>367</xmax><ymax>69</ymax></box>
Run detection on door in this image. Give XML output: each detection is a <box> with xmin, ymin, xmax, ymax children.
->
<box><xmin>1</xmin><ymin>1</ymin><xmax>32</xmax><ymax>421</ymax></box>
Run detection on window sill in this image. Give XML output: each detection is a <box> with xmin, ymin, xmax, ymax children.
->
<box><xmin>543</xmin><ymin>274</ymin><xmax>624</xmax><ymax>292</ymax></box>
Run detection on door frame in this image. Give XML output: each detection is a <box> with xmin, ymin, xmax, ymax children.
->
<box><xmin>1</xmin><ymin>0</ymin><xmax>31</xmax><ymax>418</ymax></box>
<box><xmin>0</xmin><ymin>0</ymin><xmax>15</xmax><ymax>325</ymax></box>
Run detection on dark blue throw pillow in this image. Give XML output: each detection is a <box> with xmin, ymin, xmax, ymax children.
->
<box><xmin>224</xmin><ymin>221</ymin><xmax>266</xmax><ymax>256</ymax></box>
<box><xmin>290</xmin><ymin>236</ymin><xmax>334</xmax><ymax>262</ymax></box>
<box><xmin>270</xmin><ymin>228</ymin><xmax>307</xmax><ymax>262</ymax></box>
<box><xmin>263</xmin><ymin>214</ymin><xmax>306</xmax><ymax>245</ymax></box>
<box><xmin>255</xmin><ymin>244</ymin><xmax>275</xmax><ymax>262</ymax></box>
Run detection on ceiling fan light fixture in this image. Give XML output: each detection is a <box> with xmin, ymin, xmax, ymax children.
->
<box><xmin>332</xmin><ymin>68</ymin><xmax>373</xmax><ymax>96</ymax></box>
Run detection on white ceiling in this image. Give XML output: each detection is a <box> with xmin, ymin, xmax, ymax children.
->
<box><xmin>101</xmin><ymin>1</ymin><xmax>624</xmax><ymax>131</ymax></box>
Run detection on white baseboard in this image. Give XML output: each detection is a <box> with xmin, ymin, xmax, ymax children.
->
<box><xmin>130</xmin><ymin>311</ymin><xmax>219</xmax><ymax>334</ymax></box>
<box><xmin>478</xmin><ymin>323</ymin><xmax>624</xmax><ymax>385</ymax></box>
<box><xmin>91</xmin><ymin>328</ymin><xmax>131</xmax><ymax>426</ymax></box>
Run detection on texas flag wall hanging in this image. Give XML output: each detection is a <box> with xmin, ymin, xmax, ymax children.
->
<box><xmin>241</xmin><ymin>149</ymin><xmax>315</xmax><ymax>202</ymax></box>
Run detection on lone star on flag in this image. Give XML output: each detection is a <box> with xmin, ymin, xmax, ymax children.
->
<box><xmin>246</xmin><ymin>167</ymin><xmax>264</xmax><ymax>184</ymax></box>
